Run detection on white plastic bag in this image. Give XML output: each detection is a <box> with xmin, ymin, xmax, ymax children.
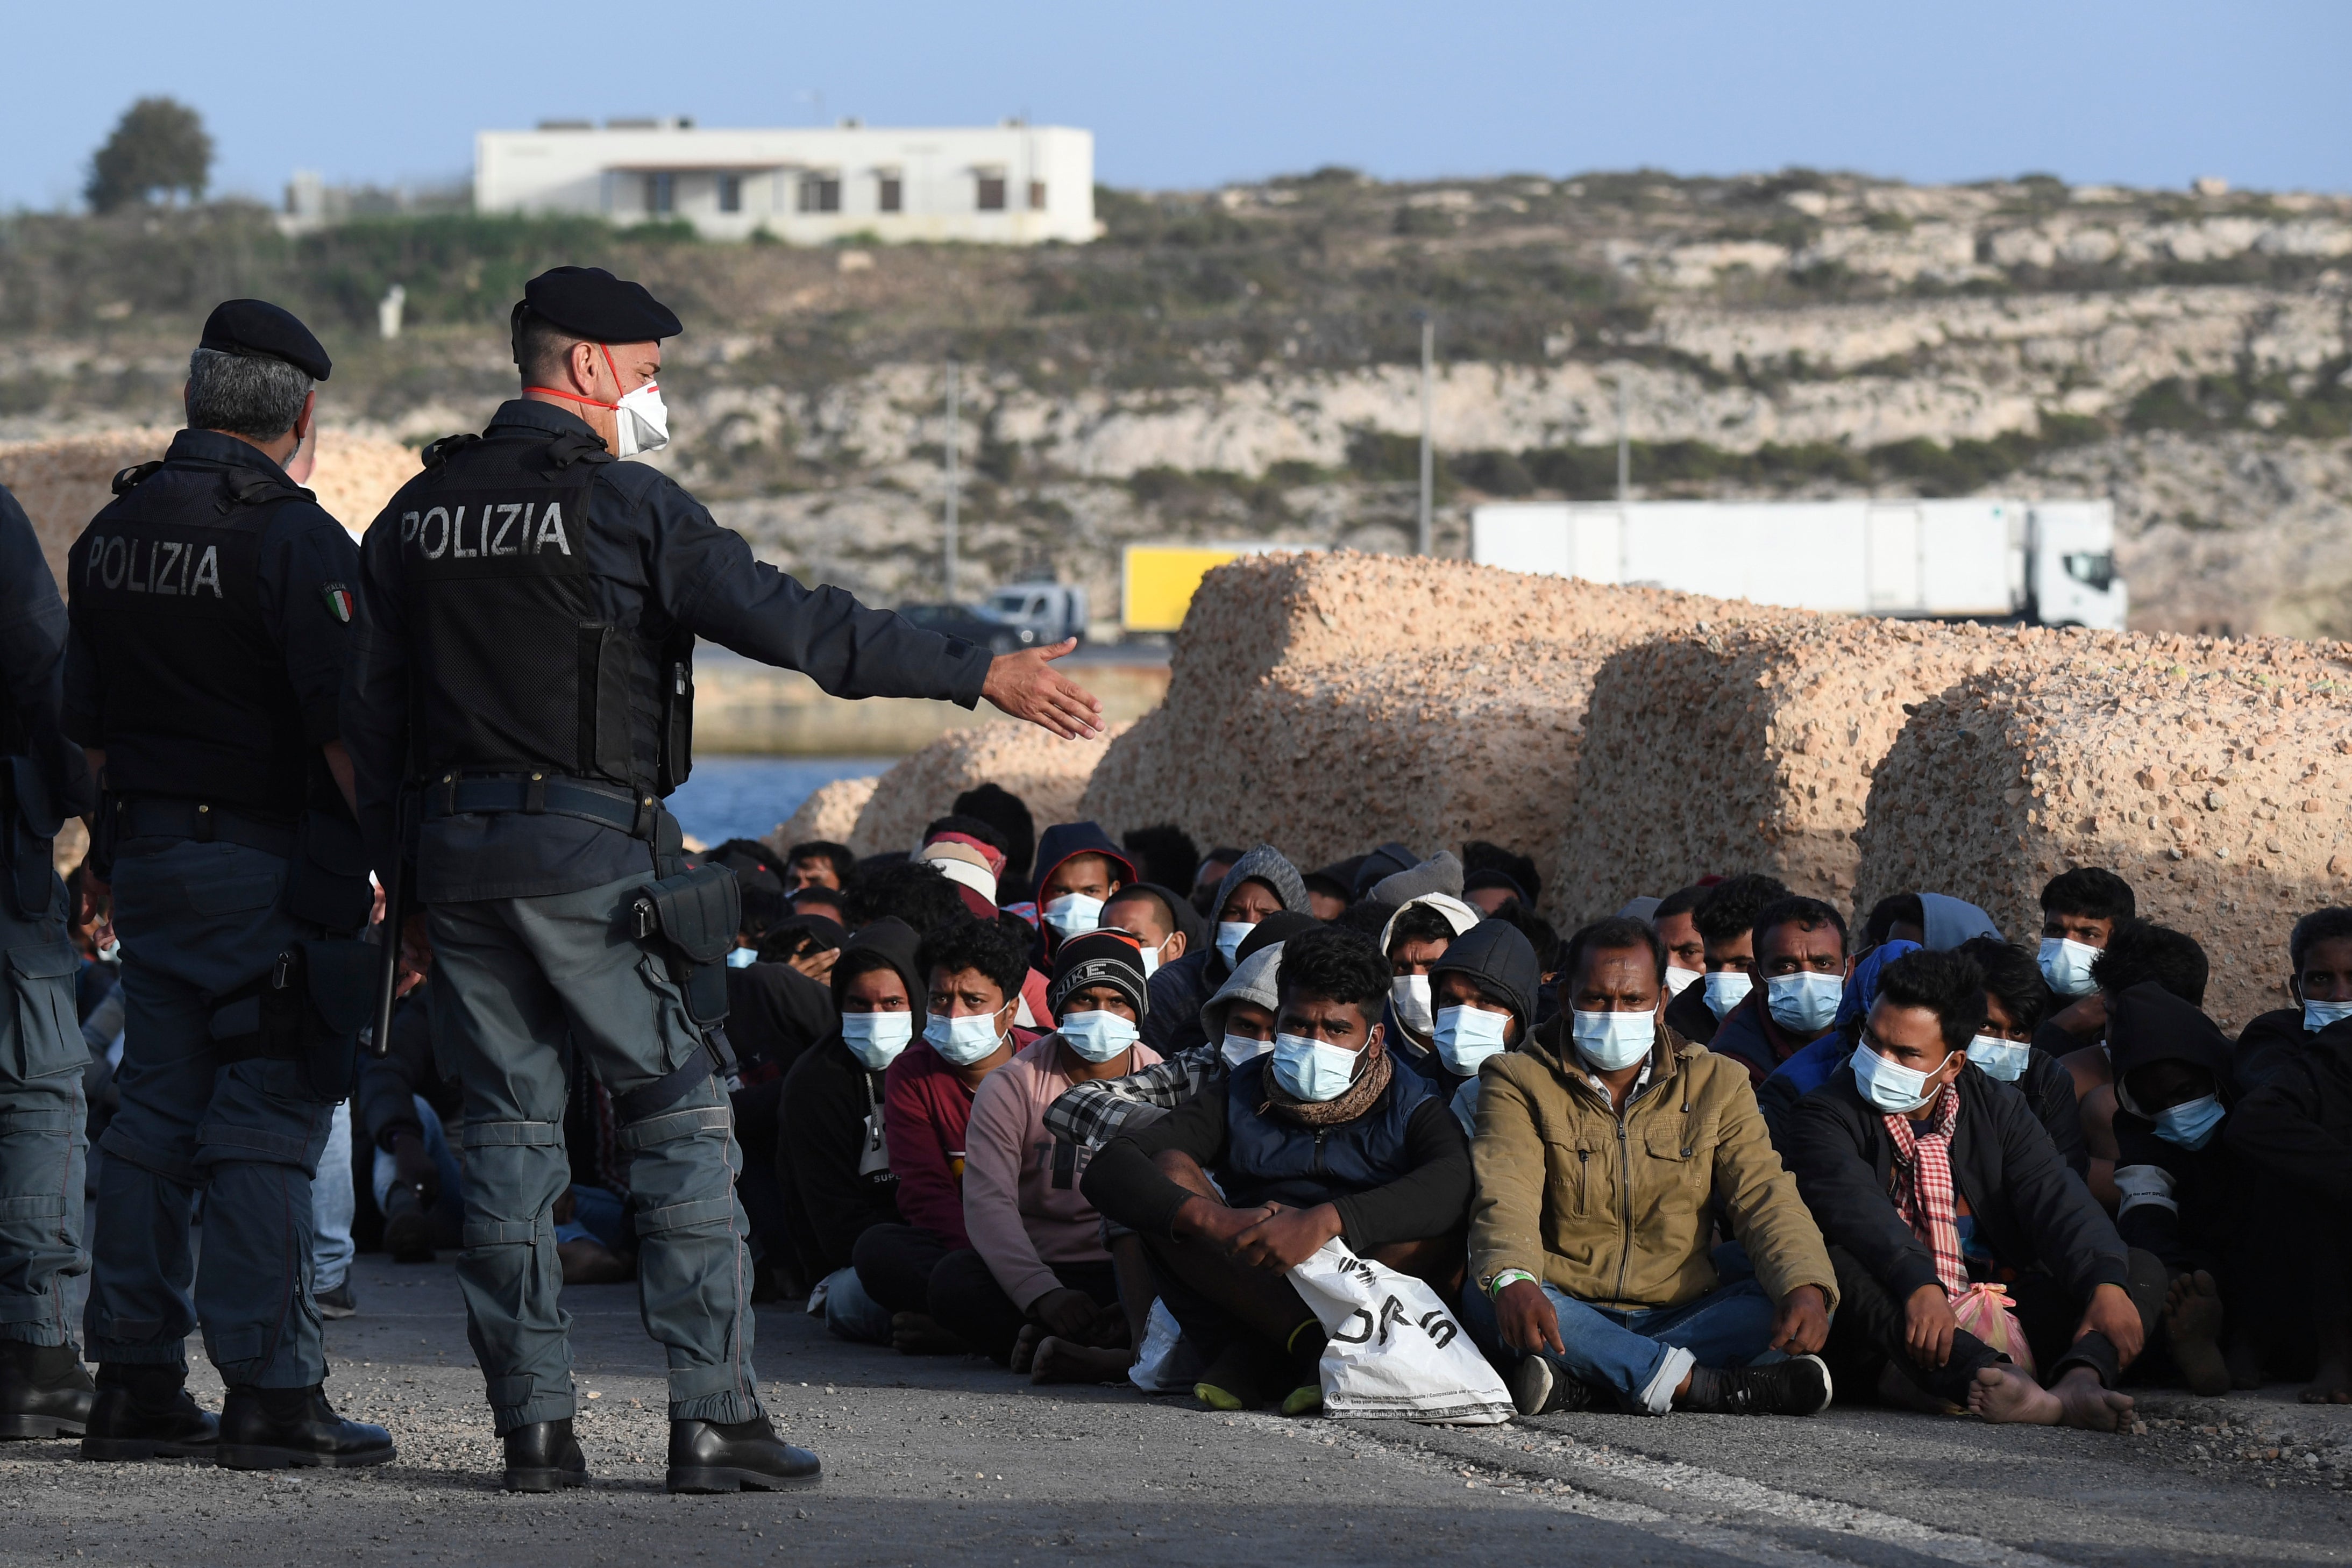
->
<box><xmin>1288</xmin><ymin>1239</ymin><xmax>1511</xmax><ymax>1424</ymax></box>
<box><xmin>1127</xmin><ymin>1299</ymin><xmax>1202</xmax><ymax>1393</ymax></box>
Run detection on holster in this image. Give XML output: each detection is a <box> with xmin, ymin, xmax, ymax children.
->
<box><xmin>213</xmin><ymin>938</ymin><xmax>380</xmax><ymax>1102</ymax></box>
<box><xmin>629</xmin><ymin>862</ymin><xmax>740</xmax><ymax>1031</ymax></box>
<box><xmin>287</xmin><ymin>808</ymin><xmax>374</xmax><ymax>934</ymax></box>
<box><xmin>1</xmin><ymin>757</ymin><xmax>61</xmax><ymax>920</ymax></box>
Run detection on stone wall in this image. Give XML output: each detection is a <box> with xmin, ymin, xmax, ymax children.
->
<box><xmin>763</xmin><ymin>776</ymin><xmax>880</xmax><ymax>856</ymax></box>
<box><xmin>850</xmin><ymin>721</ymin><xmax>1131</xmax><ymax>859</ymax></box>
<box><xmin>1554</xmin><ymin>619</ymin><xmax>2022</xmax><ymax>921</ymax></box>
<box><xmin>1077</xmin><ymin>550</ymin><xmax>1790</xmax><ymax>874</ymax></box>
<box><xmin>1854</xmin><ymin>636</ymin><xmax>2352</xmax><ymax>1029</ymax></box>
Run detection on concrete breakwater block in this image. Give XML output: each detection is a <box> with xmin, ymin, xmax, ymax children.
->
<box><xmin>850</xmin><ymin>721</ymin><xmax>1131</xmax><ymax>859</ymax></box>
<box><xmin>1079</xmin><ymin>550</ymin><xmax>1788</xmax><ymax>874</ymax></box>
<box><xmin>764</xmin><ymin>775</ymin><xmax>880</xmax><ymax>856</ymax></box>
<box><xmin>1555</xmin><ymin>618</ymin><xmax>2016</xmax><ymax>920</ymax></box>
<box><xmin>1854</xmin><ymin>634</ymin><xmax>2352</xmax><ymax>1030</ymax></box>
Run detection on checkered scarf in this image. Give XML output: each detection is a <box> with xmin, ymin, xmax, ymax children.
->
<box><xmin>1883</xmin><ymin>1087</ymin><xmax>1965</xmax><ymax>1299</ymax></box>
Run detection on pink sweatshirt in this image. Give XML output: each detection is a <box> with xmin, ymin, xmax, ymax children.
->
<box><xmin>961</xmin><ymin>1034</ymin><xmax>1160</xmax><ymax>1311</ymax></box>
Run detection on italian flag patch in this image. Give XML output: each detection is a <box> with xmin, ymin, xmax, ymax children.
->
<box><xmin>322</xmin><ymin>585</ymin><xmax>355</xmax><ymax>623</ymax></box>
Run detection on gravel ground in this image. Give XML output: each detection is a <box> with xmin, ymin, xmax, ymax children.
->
<box><xmin>5</xmin><ymin>1253</ymin><xmax>2348</xmax><ymax>1567</ymax></box>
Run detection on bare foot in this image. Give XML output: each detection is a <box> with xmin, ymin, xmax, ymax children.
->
<box><xmin>890</xmin><ymin>1311</ymin><xmax>968</xmax><ymax>1356</ymax></box>
<box><xmin>1968</xmin><ymin>1364</ymin><xmax>2063</xmax><ymax>1424</ymax></box>
<box><xmin>2163</xmin><ymin>1271</ymin><xmax>2230</xmax><ymax>1395</ymax></box>
<box><xmin>1876</xmin><ymin>1360</ymin><xmax>1964</xmax><ymax>1415</ymax></box>
<box><xmin>2050</xmin><ymin>1366</ymin><xmax>2134</xmax><ymax>1431</ymax></box>
<box><xmin>2300</xmin><ymin>1358</ymin><xmax>2352</xmax><ymax>1405</ymax></box>
<box><xmin>1010</xmin><ymin>1323</ymin><xmax>1044</xmax><ymax>1374</ymax></box>
<box><xmin>1030</xmin><ymin>1336</ymin><xmax>1135</xmax><ymax>1385</ymax></box>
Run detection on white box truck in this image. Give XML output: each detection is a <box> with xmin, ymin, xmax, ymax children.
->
<box><xmin>1468</xmin><ymin>498</ymin><xmax>2127</xmax><ymax>630</ymax></box>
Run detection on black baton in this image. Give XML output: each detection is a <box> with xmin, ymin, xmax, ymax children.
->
<box><xmin>371</xmin><ymin>857</ymin><xmax>409</xmax><ymax>1059</ymax></box>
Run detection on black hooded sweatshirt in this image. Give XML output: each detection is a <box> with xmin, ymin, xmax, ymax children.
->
<box><xmin>2227</xmin><ymin>1015</ymin><xmax>2352</xmax><ymax>1209</ymax></box>
<box><xmin>2106</xmin><ymin>981</ymin><xmax>2241</xmax><ymax>1272</ymax></box>
<box><xmin>1423</xmin><ymin>919</ymin><xmax>1541</xmax><ymax>1094</ymax></box>
<box><xmin>777</xmin><ymin>918</ymin><xmax>928</xmax><ymax>1277</ymax></box>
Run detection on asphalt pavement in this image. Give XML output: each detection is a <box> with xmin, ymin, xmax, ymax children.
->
<box><xmin>4</xmin><ymin>1253</ymin><xmax>2347</xmax><ymax>1567</ymax></box>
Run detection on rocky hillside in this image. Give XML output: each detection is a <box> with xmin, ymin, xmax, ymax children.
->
<box><xmin>1</xmin><ymin>168</ymin><xmax>2344</xmax><ymax>633</ymax></box>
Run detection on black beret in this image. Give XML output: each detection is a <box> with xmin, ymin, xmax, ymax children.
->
<box><xmin>517</xmin><ymin>266</ymin><xmax>682</xmax><ymax>343</ymax></box>
<box><xmin>199</xmin><ymin>299</ymin><xmax>330</xmax><ymax>381</ymax></box>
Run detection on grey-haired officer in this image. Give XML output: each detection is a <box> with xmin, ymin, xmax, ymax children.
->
<box><xmin>66</xmin><ymin>301</ymin><xmax>392</xmax><ymax>1469</ymax></box>
<box><xmin>0</xmin><ymin>485</ymin><xmax>98</xmax><ymax>1439</ymax></box>
<box><xmin>341</xmin><ymin>265</ymin><xmax>1100</xmax><ymax>1494</ymax></box>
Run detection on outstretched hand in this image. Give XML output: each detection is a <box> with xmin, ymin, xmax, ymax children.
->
<box><xmin>982</xmin><ymin>639</ymin><xmax>1104</xmax><ymax>740</ymax></box>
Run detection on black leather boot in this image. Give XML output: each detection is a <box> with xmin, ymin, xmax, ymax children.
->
<box><xmin>0</xmin><ymin>1340</ymin><xmax>95</xmax><ymax>1439</ymax></box>
<box><xmin>666</xmin><ymin>1413</ymin><xmax>821</xmax><ymax>1494</ymax></box>
<box><xmin>380</xmin><ymin>1185</ymin><xmax>435</xmax><ymax>1264</ymax></box>
<box><xmin>503</xmin><ymin>1416</ymin><xmax>588</xmax><ymax>1493</ymax></box>
<box><xmin>217</xmin><ymin>1384</ymin><xmax>394</xmax><ymax>1470</ymax></box>
<box><xmin>80</xmin><ymin>1364</ymin><xmax>218</xmax><ymax>1462</ymax></box>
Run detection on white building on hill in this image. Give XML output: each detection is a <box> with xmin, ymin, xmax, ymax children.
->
<box><xmin>474</xmin><ymin>118</ymin><xmax>1096</xmax><ymax>245</ymax></box>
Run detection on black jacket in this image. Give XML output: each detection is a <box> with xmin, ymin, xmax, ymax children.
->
<box><xmin>2107</xmin><ymin>982</ymin><xmax>2240</xmax><ymax>1271</ymax></box>
<box><xmin>777</xmin><ymin>1036</ymin><xmax>900</xmax><ymax>1275</ymax></box>
<box><xmin>0</xmin><ymin>487</ymin><xmax>94</xmax><ymax>827</ymax></box>
<box><xmin>2226</xmin><ymin>1017</ymin><xmax>2352</xmax><ymax>1208</ymax></box>
<box><xmin>1662</xmin><ymin>978</ymin><xmax>1719</xmax><ymax>1047</ymax></box>
<box><xmin>2233</xmin><ymin>1006</ymin><xmax>2308</xmax><ymax>1093</ymax></box>
<box><xmin>726</xmin><ymin>960</ymin><xmax>837</xmax><ymax>1145</ymax></box>
<box><xmin>1785</xmin><ymin>1063</ymin><xmax>2128</xmax><ymax>1306</ymax></box>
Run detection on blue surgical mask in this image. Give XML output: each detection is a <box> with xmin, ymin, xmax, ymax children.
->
<box><xmin>1702</xmin><ymin>970</ymin><xmax>1751</xmax><ymax>1020</ymax></box>
<box><xmin>841</xmin><ymin>1010</ymin><xmax>913</xmax><ymax>1071</ymax></box>
<box><xmin>1851</xmin><ymin>1040</ymin><xmax>1952</xmax><ymax>1116</ymax></box>
<box><xmin>1433</xmin><ymin>1005</ymin><xmax>1511</xmax><ymax>1076</ymax></box>
<box><xmin>1571</xmin><ymin>1009</ymin><xmax>1655</xmax><ymax>1073</ymax></box>
<box><xmin>1059</xmin><ymin>1008</ymin><xmax>1139</xmax><ymax>1064</ymax></box>
<box><xmin>726</xmin><ymin>945</ymin><xmax>759</xmax><ymax>970</ymax></box>
<box><xmin>1966</xmin><ymin>1034</ymin><xmax>2031</xmax><ymax>1083</ymax></box>
<box><xmin>2151</xmin><ymin>1094</ymin><xmax>2225</xmax><ymax>1150</ymax></box>
<box><xmin>1215</xmin><ymin>921</ymin><xmax>1252</xmax><ymax>967</ymax></box>
<box><xmin>925</xmin><ymin>1011</ymin><xmax>1007</xmax><ymax>1067</ymax></box>
<box><xmin>1270</xmin><ymin>1031</ymin><xmax>1362</xmax><ymax>1103</ymax></box>
<box><xmin>2038</xmin><ymin>936</ymin><xmax>2101</xmax><ymax>998</ymax></box>
<box><xmin>2304</xmin><ymin>999</ymin><xmax>2352</xmax><ymax>1034</ymax></box>
<box><xmin>1042</xmin><ymin>893</ymin><xmax>1104</xmax><ymax>940</ymax></box>
<box><xmin>1766</xmin><ymin>971</ymin><xmax>1845</xmax><ymax>1035</ymax></box>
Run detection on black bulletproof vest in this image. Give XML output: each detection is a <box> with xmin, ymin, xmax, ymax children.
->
<box><xmin>395</xmin><ymin>432</ymin><xmax>686</xmax><ymax>794</ymax></box>
<box><xmin>69</xmin><ymin>460</ymin><xmax>316</xmax><ymax>818</ymax></box>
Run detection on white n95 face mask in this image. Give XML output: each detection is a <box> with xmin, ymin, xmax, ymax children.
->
<box><xmin>1571</xmin><ymin>1009</ymin><xmax>1655</xmax><ymax>1072</ymax></box>
<box><xmin>2038</xmin><ymin>936</ymin><xmax>2101</xmax><ymax>999</ymax></box>
<box><xmin>841</xmin><ymin>1010</ymin><xmax>914</xmax><ymax>1071</ymax></box>
<box><xmin>599</xmin><ymin>343</ymin><xmax>670</xmax><ymax>458</ymax></box>
<box><xmin>1664</xmin><ymin>966</ymin><xmax>1702</xmax><ymax>998</ymax></box>
<box><xmin>1390</xmin><ymin>974</ymin><xmax>1434</xmax><ymax>1034</ymax></box>
<box><xmin>1702</xmin><ymin>970</ymin><xmax>1751</xmax><ymax>1021</ymax></box>
<box><xmin>1220</xmin><ymin>1031</ymin><xmax>1274</xmax><ymax>1068</ymax></box>
<box><xmin>925</xmin><ymin>1012</ymin><xmax>1006</xmax><ymax>1067</ymax></box>
<box><xmin>1432</xmin><ymin>1005</ymin><xmax>1511</xmax><ymax>1076</ymax></box>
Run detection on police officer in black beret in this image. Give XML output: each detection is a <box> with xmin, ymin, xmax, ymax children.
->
<box><xmin>341</xmin><ymin>265</ymin><xmax>1100</xmax><ymax>1494</ymax></box>
<box><xmin>66</xmin><ymin>300</ymin><xmax>393</xmax><ymax>1469</ymax></box>
<box><xmin>0</xmin><ymin>484</ymin><xmax>99</xmax><ymax>1441</ymax></box>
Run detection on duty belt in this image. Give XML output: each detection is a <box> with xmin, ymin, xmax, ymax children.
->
<box><xmin>422</xmin><ymin>772</ymin><xmax>660</xmax><ymax>839</ymax></box>
<box><xmin>112</xmin><ymin>797</ymin><xmax>297</xmax><ymax>859</ymax></box>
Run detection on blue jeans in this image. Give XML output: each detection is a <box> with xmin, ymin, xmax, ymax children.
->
<box><xmin>371</xmin><ymin>1096</ymin><xmax>466</xmax><ymax>1234</ymax></box>
<box><xmin>1465</xmin><ymin>1274</ymin><xmax>1780</xmax><ymax>1414</ymax></box>
<box><xmin>312</xmin><ymin>1100</ymin><xmax>355</xmax><ymax>1292</ymax></box>
<box><xmin>556</xmin><ymin>1182</ymin><xmax>628</xmax><ymax>1250</ymax></box>
<box><xmin>818</xmin><ymin>1265</ymin><xmax>892</xmax><ymax>1345</ymax></box>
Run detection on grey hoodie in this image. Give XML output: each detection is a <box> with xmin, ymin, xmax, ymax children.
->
<box><xmin>1370</xmin><ymin>851</ymin><xmax>1465</xmax><ymax>908</ymax></box>
<box><xmin>1200</xmin><ymin>943</ymin><xmax>1283</xmax><ymax>1046</ymax></box>
<box><xmin>1210</xmin><ymin>844</ymin><xmax>1309</xmax><ymax>920</ymax></box>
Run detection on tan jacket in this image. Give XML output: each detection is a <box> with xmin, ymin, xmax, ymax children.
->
<box><xmin>1469</xmin><ymin>1017</ymin><xmax>1837</xmax><ymax>1313</ymax></box>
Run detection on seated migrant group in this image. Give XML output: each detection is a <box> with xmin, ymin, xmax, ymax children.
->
<box><xmin>493</xmin><ymin>787</ymin><xmax>2352</xmax><ymax>1426</ymax></box>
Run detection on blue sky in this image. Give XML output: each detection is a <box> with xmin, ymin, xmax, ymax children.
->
<box><xmin>7</xmin><ymin>1</ymin><xmax>2344</xmax><ymax>209</ymax></box>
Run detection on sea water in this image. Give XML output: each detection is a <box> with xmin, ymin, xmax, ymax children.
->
<box><xmin>665</xmin><ymin>756</ymin><xmax>891</xmax><ymax>849</ymax></box>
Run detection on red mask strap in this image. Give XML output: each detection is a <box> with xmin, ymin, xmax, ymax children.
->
<box><xmin>525</xmin><ymin>343</ymin><xmax>628</xmax><ymax>409</ymax></box>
